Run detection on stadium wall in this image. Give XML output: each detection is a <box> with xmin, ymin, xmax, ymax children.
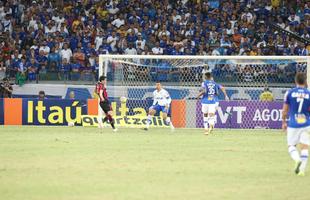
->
<box><xmin>0</xmin><ymin>98</ymin><xmax>283</xmax><ymax>129</ymax></box>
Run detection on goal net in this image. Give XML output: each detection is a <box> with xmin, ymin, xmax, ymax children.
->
<box><xmin>98</xmin><ymin>55</ymin><xmax>310</xmax><ymax>129</ymax></box>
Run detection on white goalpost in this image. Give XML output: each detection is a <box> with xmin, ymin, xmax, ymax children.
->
<box><xmin>98</xmin><ymin>55</ymin><xmax>310</xmax><ymax>129</ymax></box>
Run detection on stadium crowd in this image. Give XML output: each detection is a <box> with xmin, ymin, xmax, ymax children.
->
<box><xmin>0</xmin><ymin>0</ymin><xmax>309</xmax><ymax>85</ymax></box>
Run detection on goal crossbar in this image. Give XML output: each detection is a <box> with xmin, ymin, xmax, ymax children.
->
<box><xmin>99</xmin><ymin>55</ymin><xmax>309</xmax><ymax>60</ymax></box>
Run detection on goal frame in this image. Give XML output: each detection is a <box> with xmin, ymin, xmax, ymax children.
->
<box><xmin>99</xmin><ymin>55</ymin><xmax>310</xmax><ymax>86</ymax></box>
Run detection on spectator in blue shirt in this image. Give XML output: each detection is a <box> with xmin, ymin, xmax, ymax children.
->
<box><xmin>157</xmin><ymin>62</ymin><xmax>171</xmax><ymax>82</ymax></box>
<box><xmin>99</xmin><ymin>39</ymin><xmax>112</xmax><ymax>54</ymax></box>
<box><xmin>69</xmin><ymin>33</ymin><xmax>79</xmax><ymax>52</ymax></box>
<box><xmin>60</xmin><ymin>58</ymin><xmax>71</xmax><ymax>81</ymax></box>
<box><xmin>36</xmin><ymin>50</ymin><xmax>48</xmax><ymax>74</ymax></box>
<box><xmin>70</xmin><ymin>59</ymin><xmax>82</xmax><ymax>81</ymax></box>
<box><xmin>126</xmin><ymin>30</ymin><xmax>137</xmax><ymax>44</ymax></box>
<box><xmin>47</xmin><ymin>47</ymin><xmax>61</xmax><ymax>72</ymax></box>
<box><xmin>27</xmin><ymin>58</ymin><xmax>39</xmax><ymax>81</ymax></box>
<box><xmin>83</xmin><ymin>43</ymin><xmax>94</xmax><ymax>58</ymax></box>
<box><xmin>92</xmin><ymin>57</ymin><xmax>99</xmax><ymax>79</ymax></box>
<box><xmin>82</xmin><ymin>35</ymin><xmax>92</xmax><ymax>50</ymax></box>
<box><xmin>9</xmin><ymin>50</ymin><xmax>20</xmax><ymax>78</ymax></box>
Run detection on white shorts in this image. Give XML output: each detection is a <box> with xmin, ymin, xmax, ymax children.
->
<box><xmin>215</xmin><ymin>102</ymin><xmax>219</xmax><ymax>110</ymax></box>
<box><xmin>287</xmin><ymin>126</ymin><xmax>310</xmax><ymax>146</ymax></box>
<box><xmin>201</xmin><ymin>104</ymin><xmax>216</xmax><ymax>114</ymax></box>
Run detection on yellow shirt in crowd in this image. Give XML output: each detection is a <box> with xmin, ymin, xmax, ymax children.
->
<box><xmin>271</xmin><ymin>0</ymin><xmax>280</xmax><ymax>8</ymax></box>
<box><xmin>260</xmin><ymin>91</ymin><xmax>274</xmax><ymax>102</ymax></box>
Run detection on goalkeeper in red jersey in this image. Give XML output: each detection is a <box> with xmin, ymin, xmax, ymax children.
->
<box><xmin>95</xmin><ymin>75</ymin><xmax>117</xmax><ymax>132</ymax></box>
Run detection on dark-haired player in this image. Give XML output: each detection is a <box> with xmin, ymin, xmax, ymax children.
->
<box><xmin>197</xmin><ymin>72</ymin><xmax>229</xmax><ymax>135</ymax></box>
<box><xmin>95</xmin><ymin>75</ymin><xmax>117</xmax><ymax>132</ymax></box>
<box><xmin>145</xmin><ymin>82</ymin><xmax>174</xmax><ymax>131</ymax></box>
<box><xmin>282</xmin><ymin>73</ymin><xmax>310</xmax><ymax>176</ymax></box>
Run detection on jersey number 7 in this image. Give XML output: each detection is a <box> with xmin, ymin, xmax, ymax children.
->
<box><xmin>297</xmin><ymin>97</ymin><xmax>304</xmax><ymax>113</ymax></box>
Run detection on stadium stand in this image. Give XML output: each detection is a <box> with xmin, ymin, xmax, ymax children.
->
<box><xmin>0</xmin><ymin>0</ymin><xmax>309</xmax><ymax>84</ymax></box>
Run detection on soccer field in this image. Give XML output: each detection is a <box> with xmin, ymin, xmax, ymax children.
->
<box><xmin>0</xmin><ymin>127</ymin><xmax>309</xmax><ymax>200</ymax></box>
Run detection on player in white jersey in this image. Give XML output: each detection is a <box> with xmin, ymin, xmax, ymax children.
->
<box><xmin>145</xmin><ymin>82</ymin><xmax>174</xmax><ymax>131</ymax></box>
<box><xmin>282</xmin><ymin>73</ymin><xmax>310</xmax><ymax>176</ymax></box>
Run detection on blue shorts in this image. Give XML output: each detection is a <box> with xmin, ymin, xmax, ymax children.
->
<box><xmin>150</xmin><ymin>105</ymin><xmax>168</xmax><ymax>114</ymax></box>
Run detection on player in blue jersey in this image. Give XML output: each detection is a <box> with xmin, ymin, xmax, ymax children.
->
<box><xmin>282</xmin><ymin>73</ymin><xmax>310</xmax><ymax>176</ymax></box>
<box><xmin>198</xmin><ymin>72</ymin><xmax>229</xmax><ymax>135</ymax></box>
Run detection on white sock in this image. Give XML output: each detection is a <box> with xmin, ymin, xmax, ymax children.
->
<box><xmin>208</xmin><ymin>116</ymin><xmax>215</xmax><ymax>127</ymax></box>
<box><xmin>146</xmin><ymin>115</ymin><xmax>152</xmax><ymax>127</ymax></box>
<box><xmin>98</xmin><ymin>117</ymin><xmax>103</xmax><ymax>128</ymax></box>
<box><xmin>300</xmin><ymin>149</ymin><xmax>309</xmax><ymax>172</ymax></box>
<box><xmin>203</xmin><ymin>116</ymin><xmax>209</xmax><ymax>130</ymax></box>
<box><xmin>288</xmin><ymin>146</ymin><xmax>301</xmax><ymax>162</ymax></box>
<box><xmin>166</xmin><ymin>117</ymin><xmax>174</xmax><ymax>129</ymax></box>
<box><xmin>165</xmin><ymin>117</ymin><xmax>171</xmax><ymax>125</ymax></box>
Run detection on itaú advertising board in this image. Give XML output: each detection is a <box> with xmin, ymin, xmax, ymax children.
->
<box><xmin>1</xmin><ymin>99</ymin><xmax>89</xmax><ymax>126</ymax></box>
<box><xmin>24</xmin><ymin>100</ymin><xmax>87</xmax><ymax>125</ymax></box>
<box><xmin>0</xmin><ymin>98</ymin><xmax>186</xmax><ymax>127</ymax></box>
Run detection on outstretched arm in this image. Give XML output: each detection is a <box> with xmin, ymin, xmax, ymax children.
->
<box><xmin>282</xmin><ymin>91</ymin><xmax>289</xmax><ymax>131</ymax></box>
<box><xmin>197</xmin><ymin>82</ymin><xmax>206</xmax><ymax>99</ymax></box>
<box><xmin>220</xmin><ymin>86</ymin><xmax>229</xmax><ymax>100</ymax></box>
<box><xmin>99</xmin><ymin>89</ymin><xmax>105</xmax><ymax>102</ymax></box>
<box><xmin>165</xmin><ymin>91</ymin><xmax>172</xmax><ymax>108</ymax></box>
<box><xmin>197</xmin><ymin>91</ymin><xmax>205</xmax><ymax>99</ymax></box>
<box><xmin>152</xmin><ymin>92</ymin><xmax>158</xmax><ymax>106</ymax></box>
<box><xmin>282</xmin><ymin>103</ymin><xmax>289</xmax><ymax>131</ymax></box>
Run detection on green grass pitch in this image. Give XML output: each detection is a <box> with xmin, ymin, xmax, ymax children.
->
<box><xmin>0</xmin><ymin>126</ymin><xmax>309</xmax><ymax>200</ymax></box>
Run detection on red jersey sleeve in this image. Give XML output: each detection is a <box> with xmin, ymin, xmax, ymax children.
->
<box><xmin>96</xmin><ymin>82</ymin><xmax>108</xmax><ymax>102</ymax></box>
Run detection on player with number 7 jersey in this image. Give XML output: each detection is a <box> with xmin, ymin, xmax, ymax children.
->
<box><xmin>282</xmin><ymin>73</ymin><xmax>310</xmax><ymax>176</ymax></box>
